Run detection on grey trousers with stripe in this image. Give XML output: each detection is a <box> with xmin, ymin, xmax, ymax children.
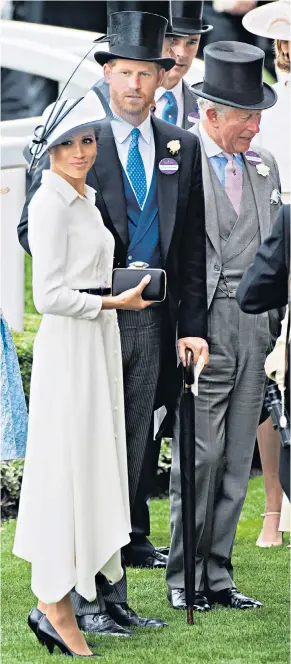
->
<box><xmin>71</xmin><ymin>308</ymin><xmax>162</xmax><ymax>615</ymax></box>
<box><xmin>166</xmin><ymin>298</ymin><xmax>269</xmax><ymax>593</ymax></box>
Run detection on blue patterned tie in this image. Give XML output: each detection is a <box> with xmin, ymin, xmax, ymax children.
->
<box><xmin>126</xmin><ymin>128</ymin><xmax>147</xmax><ymax>208</ymax></box>
<box><xmin>161</xmin><ymin>91</ymin><xmax>178</xmax><ymax>125</ymax></box>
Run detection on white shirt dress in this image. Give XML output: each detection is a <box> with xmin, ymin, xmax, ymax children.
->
<box><xmin>13</xmin><ymin>170</ymin><xmax>131</xmax><ymax>604</ymax></box>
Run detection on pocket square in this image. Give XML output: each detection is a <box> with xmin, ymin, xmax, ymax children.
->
<box><xmin>270</xmin><ymin>189</ymin><xmax>281</xmax><ymax>205</ymax></box>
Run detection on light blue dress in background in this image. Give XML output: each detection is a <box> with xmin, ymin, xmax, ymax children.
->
<box><xmin>1</xmin><ymin>310</ymin><xmax>27</xmax><ymax>461</ymax></box>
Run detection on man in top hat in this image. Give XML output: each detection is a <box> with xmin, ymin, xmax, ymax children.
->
<box><xmin>92</xmin><ymin>0</ymin><xmax>201</xmax><ymax>571</ymax></box>
<box><xmin>154</xmin><ymin>1</ymin><xmax>213</xmax><ymax>129</ymax></box>
<box><xmin>18</xmin><ymin>9</ymin><xmax>208</xmax><ymax>634</ymax></box>
<box><xmin>92</xmin><ymin>1</ymin><xmax>173</xmax><ymax>112</ymax></box>
<box><xmin>166</xmin><ymin>41</ymin><xmax>281</xmax><ymax>612</ymax></box>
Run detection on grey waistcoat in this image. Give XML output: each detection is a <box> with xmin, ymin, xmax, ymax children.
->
<box><xmin>209</xmin><ymin>165</ymin><xmax>261</xmax><ymax>298</ymax></box>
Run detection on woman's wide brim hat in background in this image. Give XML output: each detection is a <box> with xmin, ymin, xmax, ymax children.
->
<box><xmin>29</xmin><ymin>90</ymin><xmax>106</xmax><ymax>164</ymax></box>
<box><xmin>171</xmin><ymin>1</ymin><xmax>213</xmax><ymax>35</ymax></box>
<box><xmin>94</xmin><ymin>10</ymin><xmax>175</xmax><ymax>70</ymax></box>
<box><xmin>191</xmin><ymin>41</ymin><xmax>277</xmax><ymax>110</ymax></box>
<box><xmin>242</xmin><ymin>0</ymin><xmax>291</xmax><ymax>41</ymax></box>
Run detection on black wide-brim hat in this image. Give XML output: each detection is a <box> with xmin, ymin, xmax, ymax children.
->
<box><xmin>171</xmin><ymin>1</ymin><xmax>213</xmax><ymax>35</ymax></box>
<box><xmin>192</xmin><ymin>41</ymin><xmax>277</xmax><ymax>110</ymax></box>
<box><xmin>94</xmin><ymin>10</ymin><xmax>175</xmax><ymax>71</ymax></box>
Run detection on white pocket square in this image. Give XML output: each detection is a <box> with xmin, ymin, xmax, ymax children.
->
<box><xmin>270</xmin><ymin>189</ymin><xmax>281</xmax><ymax>205</ymax></box>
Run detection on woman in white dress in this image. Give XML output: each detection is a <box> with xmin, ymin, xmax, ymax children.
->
<box><xmin>13</xmin><ymin>92</ymin><xmax>152</xmax><ymax>658</ymax></box>
<box><xmin>243</xmin><ymin>0</ymin><xmax>291</xmax><ymax>547</ymax></box>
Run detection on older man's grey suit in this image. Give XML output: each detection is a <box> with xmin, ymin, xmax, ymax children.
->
<box><xmin>167</xmin><ymin>124</ymin><xmax>281</xmax><ymax>593</ymax></box>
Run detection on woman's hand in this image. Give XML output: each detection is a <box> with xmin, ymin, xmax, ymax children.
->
<box><xmin>102</xmin><ymin>275</ymin><xmax>153</xmax><ymax>311</ymax></box>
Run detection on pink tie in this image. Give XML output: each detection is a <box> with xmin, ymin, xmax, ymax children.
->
<box><xmin>222</xmin><ymin>152</ymin><xmax>243</xmax><ymax>215</ymax></box>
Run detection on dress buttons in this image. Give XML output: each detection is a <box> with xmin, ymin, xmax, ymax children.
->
<box><xmin>114</xmin><ymin>378</ymin><xmax>118</xmax><ymax>383</ymax></box>
<box><xmin>214</xmin><ymin>264</ymin><xmax>220</xmax><ymax>271</ymax></box>
<box><xmin>128</xmin><ymin>255</ymin><xmax>132</xmax><ymax>260</ymax></box>
<box><xmin>114</xmin><ymin>406</ymin><xmax>118</xmax><ymax>412</ymax></box>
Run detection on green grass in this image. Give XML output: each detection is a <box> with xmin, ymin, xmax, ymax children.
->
<box><xmin>24</xmin><ymin>254</ymin><xmax>37</xmax><ymax>316</ymax></box>
<box><xmin>1</xmin><ymin>477</ymin><xmax>289</xmax><ymax>664</ymax></box>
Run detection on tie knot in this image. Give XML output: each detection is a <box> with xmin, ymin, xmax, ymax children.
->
<box><xmin>222</xmin><ymin>151</ymin><xmax>235</xmax><ymax>162</ymax></box>
<box><xmin>163</xmin><ymin>91</ymin><xmax>175</xmax><ymax>103</ymax></box>
<box><xmin>131</xmin><ymin>128</ymin><xmax>141</xmax><ymax>145</ymax></box>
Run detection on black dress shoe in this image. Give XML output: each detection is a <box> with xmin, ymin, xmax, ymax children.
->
<box><xmin>28</xmin><ymin>607</ymin><xmax>45</xmax><ymax>645</ymax></box>
<box><xmin>77</xmin><ymin>612</ymin><xmax>133</xmax><ymax>637</ymax></box>
<box><xmin>37</xmin><ymin>616</ymin><xmax>101</xmax><ymax>657</ymax></box>
<box><xmin>139</xmin><ymin>550</ymin><xmax>168</xmax><ymax>569</ymax></box>
<box><xmin>155</xmin><ymin>546</ymin><xmax>170</xmax><ymax>556</ymax></box>
<box><xmin>208</xmin><ymin>588</ymin><xmax>263</xmax><ymax>609</ymax></box>
<box><xmin>125</xmin><ymin>549</ymin><xmax>168</xmax><ymax>568</ymax></box>
<box><xmin>105</xmin><ymin>602</ymin><xmax>167</xmax><ymax>628</ymax></box>
<box><xmin>168</xmin><ymin>589</ymin><xmax>211</xmax><ymax>612</ymax></box>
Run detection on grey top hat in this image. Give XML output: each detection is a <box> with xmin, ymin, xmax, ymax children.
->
<box><xmin>192</xmin><ymin>41</ymin><xmax>277</xmax><ymax>110</ymax></box>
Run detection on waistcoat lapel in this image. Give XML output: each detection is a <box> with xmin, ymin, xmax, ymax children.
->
<box><xmin>197</xmin><ymin>126</ymin><xmax>222</xmax><ymax>261</ymax></box>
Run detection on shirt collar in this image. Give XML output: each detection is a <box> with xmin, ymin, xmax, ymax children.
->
<box><xmin>199</xmin><ymin>121</ymin><xmax>242</xmax><ymax>160</ymax></box>
<box><xmin>155</xmin><ymin>79</ymin><xmax>183</xmax><ymax>104</ymax></box>
<box><xmin>199</xmin><ymin>122</ymin><xmax>223</xmax><ymax>158</ymax></box>
<box><xmin>41</xmin><ymin>170</ymin><xmax>96</xmax><ymax>205</ymax></box>
<box><xmin>110</xmin><ymin>111</ymin><xmax>152</xmax><ymax>145</ymax></box>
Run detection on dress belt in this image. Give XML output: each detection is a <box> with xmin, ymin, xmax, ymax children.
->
<box><xmin>78</xmin><ymin>288</ymin><xmax>112</xmax><ymax>296</ymax></box>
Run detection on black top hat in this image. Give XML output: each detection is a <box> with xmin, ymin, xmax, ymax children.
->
<box><xmin>106</xmin><ymin>2</ymin><xmax>186</xmax><ymax>38</ymax></box>
<box><xmin>171</xmin><ymin>1</ymin><xmax>213</xmax><ymax>35</ymax></box>
<box><xmin>94</xmin><ymin>10</ymin><xmax>175</xmax><ymax>70</ymax></box>
<box><xmin>192</xmin><ymin>41</ymin><xmax>277</xmax><ymax>110</ymax></box>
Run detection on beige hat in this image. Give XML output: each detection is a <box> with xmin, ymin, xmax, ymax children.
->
<box><xmin>243</xmin><ymin>0</ymin><xmax>291</xmax><ymax>41</ymax></box>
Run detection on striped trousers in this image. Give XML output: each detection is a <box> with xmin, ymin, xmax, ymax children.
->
<box><xmin>71</xmin><ymin>308</ymin><xmax>162</xmax><ymax>614</ymax></box>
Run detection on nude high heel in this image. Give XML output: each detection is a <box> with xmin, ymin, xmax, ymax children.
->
<box><xmin>256</xmin><ymin>512</ymin><xmax>283</xmax><ymax>548</ymax></box>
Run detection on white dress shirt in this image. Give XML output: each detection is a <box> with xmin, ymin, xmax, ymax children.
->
<box><xmin>154</xmin><ymin>80</ymin><xmax>184</xmax><ymax>127</ymax></box>
<box><xmin>110</xmin><ymin>112</ymin><xmax>155</xmax><ymax>207</ymax></box>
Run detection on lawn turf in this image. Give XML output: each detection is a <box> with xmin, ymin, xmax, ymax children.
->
<box><xmin>1</xmin><ymin>476</ymin><xmax>289</xmax><ymax>664</ymax></box>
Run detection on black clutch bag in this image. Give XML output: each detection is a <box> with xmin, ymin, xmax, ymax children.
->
<box><xmin>112</xmin><ymin>266</ymin><xmax>167</xmax><ymax>302</ymax></box>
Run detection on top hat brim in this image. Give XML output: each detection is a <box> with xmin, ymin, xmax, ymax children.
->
<box><xmin>191</xmin><ymin>79</ymin><xmax>277</xmax><ymax>110</ymax></box>
<box><xmin>167</xmin><ymin>23</ymin><xmax>213</xmax><ymax>36</ymax></box>
<box><xmin>94</xmin><ymin>51</ymin><xmax>175</xmax><ymax>71</ymax></box>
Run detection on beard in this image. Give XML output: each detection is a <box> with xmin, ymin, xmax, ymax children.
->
<box><xmin>111</xmin><ymin>89</ymin><xmax>150</xmax><ymax>118</ymax></box>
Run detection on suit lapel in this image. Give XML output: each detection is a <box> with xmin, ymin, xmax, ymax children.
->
<box><xmin>182</xmin><ymin>81</ymin><xmax>199</xmax><ymax>130</ymax></box>
<box><xmin>152</xmin><ymin>116</ymin><xmax>179</xmax><ymax>263</ymax></box>
<box><xmin>243</xmin><ymin>154</ymin><xmax>271</xmax><ymax>242</ymax></box>
<box><xmin>195</xmin><ymin>125</ymin><xmax>221</xmax><ymax>260</ymax></box>
<box><xmin>92</xmin><ymin>122</ymin><xmax>128</xmax><ymax>246</ymax></box>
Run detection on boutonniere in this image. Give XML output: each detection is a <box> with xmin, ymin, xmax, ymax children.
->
<box><xmin>167</xmin><ymin>139</ymin><xmax>180</xmax><ymax>156</ymax></box>
<box><xmin>245</xmin><ymin>149</ymin><xmax>270</xmax><ymax>177</ymax></box>
<box><xmin>256</xmin><ymin>162</ymin><xmax>270</xmax><ymax>177</ymax></box>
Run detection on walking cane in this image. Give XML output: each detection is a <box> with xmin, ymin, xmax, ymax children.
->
<box><xmin>179</xmin><ymin>348</ymin><xmax>196</xmax><ymax>625</ymax></box>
